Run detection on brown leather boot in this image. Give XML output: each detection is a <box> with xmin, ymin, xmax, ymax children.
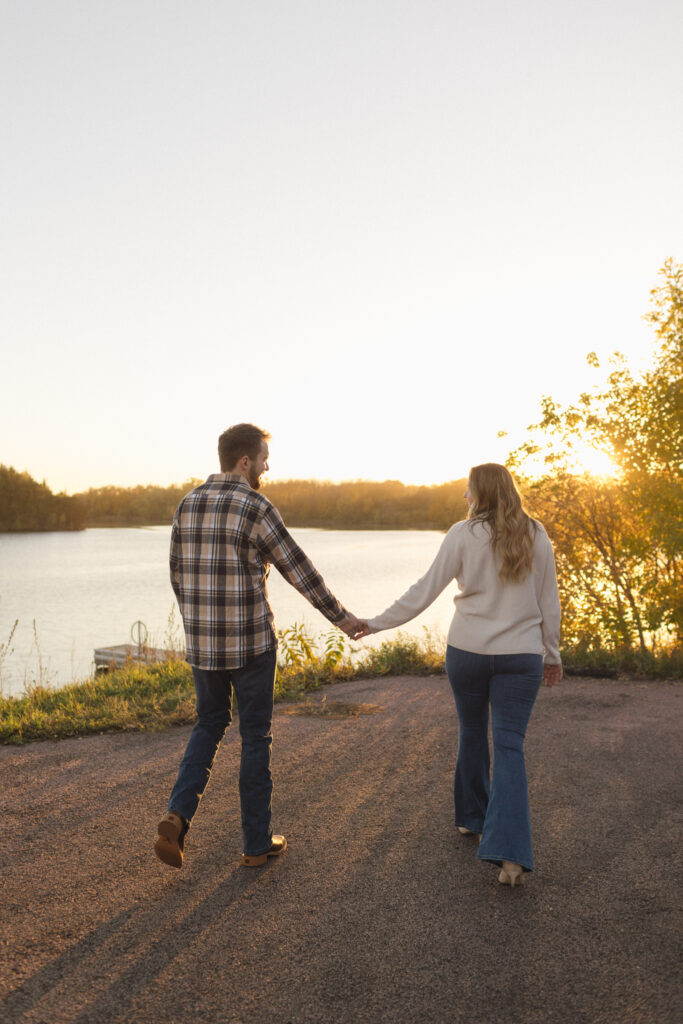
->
<box><xmin>154</xmin><ymin>811</ymin><xmax>186</xmax><ymax>868</ymax></box>
<box><xmin>241</xmin><ymin>835</ymin><xmax>287</xmax><ymax>867</ymax></box>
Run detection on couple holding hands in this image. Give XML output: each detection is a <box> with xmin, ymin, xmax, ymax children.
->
<box><xmin>155</xmin><ymin>423</ymin><xmax>561</xmax><ymax>889</ymax></box>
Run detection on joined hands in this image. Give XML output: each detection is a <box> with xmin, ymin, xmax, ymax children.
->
<box><xmin>339</xmin><ymin>615</ymin><xmax>372</xmax><ymax>640</ymax></box>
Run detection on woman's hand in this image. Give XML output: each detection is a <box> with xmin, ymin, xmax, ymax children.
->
<box><xmin>543</xmin><ymin>663</ymin><xmax>563</xmax><ymax>687</ymax></box>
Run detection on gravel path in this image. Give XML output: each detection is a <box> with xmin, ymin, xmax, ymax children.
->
<box><xmin>1</xmin><ymin>674</ymin><xmax>680</xmax><ymax>1024</ymax></box>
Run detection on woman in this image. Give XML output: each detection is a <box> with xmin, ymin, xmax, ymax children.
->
<box><xmin>359</xmin><ymin>463</ymin><xmax>562</xmax><ymax>887</ymax></box>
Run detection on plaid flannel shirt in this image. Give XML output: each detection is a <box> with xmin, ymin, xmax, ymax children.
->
<box><xmin>170</xmin><ymin>473</ymin><xmax>350</xmax><ymax>670</ymax></box>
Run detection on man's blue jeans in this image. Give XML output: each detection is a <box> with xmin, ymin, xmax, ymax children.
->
<box><xmin>446</xmin><ymin>646</ymin><xmax>543</xmax><ymax>872</ymax></box>
<box><xmin>167</xmin><ymin>649</ymin><xmax>277</xmax><ymax>857</ymax></box>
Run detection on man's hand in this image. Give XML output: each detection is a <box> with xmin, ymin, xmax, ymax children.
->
<box><xmin>543</xmin><ymin>663</ymin><xmax>563</xmax><ymax>687</ymax></box>
<box><xmin>339</xmin><ymin>615</ymin><xmax>371</xmax><ymax>640</ymax></box>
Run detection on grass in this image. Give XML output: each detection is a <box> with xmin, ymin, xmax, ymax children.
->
<box><xmin>0</xmin><ymin>658</ymin><xmax>197</xmax><ymax>745</ymax></box>
<box><xmin>0</xmin><ymin>632</ymin><xmax>445</xmax><ymax>745</ymax></box>
<box><xmin>561</xmin><ymin>642</ymin><xmax>683</xmax><ymax>679</ymax></box>
<box><xmin>0</xmin><ymin>630</ymin><xmax>679</xmax><ymax>745</ymax></box>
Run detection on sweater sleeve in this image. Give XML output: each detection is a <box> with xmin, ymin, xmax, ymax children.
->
<box><xmin>367</xmin><ymin>527</ymin><xmax>461</xmax><ymax>632</ymax></box>
<box><xmin>537</xmin><ymin>531</ymin><xmax>561</xmax><ymax>664</ymax></box>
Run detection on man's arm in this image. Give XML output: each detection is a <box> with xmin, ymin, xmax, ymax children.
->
<box><xmin>257</xmin><ymin>505</ymin><xmax>360</xmax><ymax>636</ymax></box>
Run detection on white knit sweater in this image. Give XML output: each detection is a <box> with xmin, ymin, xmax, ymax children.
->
<box><xmin>367</xmin><ymin>519</ymin><xmax>561</xmax><ymax>663</ymax></box>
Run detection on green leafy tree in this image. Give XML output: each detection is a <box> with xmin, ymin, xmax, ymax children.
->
<box><xmin>507</xmin><ymin>260</ymin><xmax>682</xmax><ymax>653</ymax></box>
<box><xmin>508</xmin><ymin>259</ymin><xmax>682</xmax><ymax>481</ymax></box>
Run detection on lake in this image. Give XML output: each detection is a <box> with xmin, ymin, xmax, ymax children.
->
<box><xmin>0</xmin><ymin>527</ymin><xmax>459</xmax><ymax>697</ymax></box>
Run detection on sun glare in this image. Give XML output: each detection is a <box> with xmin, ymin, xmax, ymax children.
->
<box><xmin>570</xmin><ymin>445</ymin><xmax>620</xmax><ymax>479</ymax></box>
<box><xmin>518</xmin><ymin>443</ymin><xmax>621</xmax><ymax>481</ymax></box>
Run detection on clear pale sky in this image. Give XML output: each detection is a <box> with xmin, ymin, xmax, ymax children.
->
<box><xmin>2</xmin><ymin>1</ymin><xmax>681</xmax><ymax>492</ymax></box>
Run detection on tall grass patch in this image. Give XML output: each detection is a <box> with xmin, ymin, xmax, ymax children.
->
<box><xmin>0</xmin><ymin>658</ymin><xmax>195</xmax><ymax>744</ymax></box>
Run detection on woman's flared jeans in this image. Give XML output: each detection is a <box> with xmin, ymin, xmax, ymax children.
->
<box><xmin>446</xmin><ymin>645</ymin><xmax>543</xmax><ymax>872</ymax></box>
<box><xmin>167</xmin><ymin>649</ymin><xmax>277</xmax><ymax>857</ymax></box>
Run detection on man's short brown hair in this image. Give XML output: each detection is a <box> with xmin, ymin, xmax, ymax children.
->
<box><xmin>218</xmin><ymin>423</ymin><xmax>271</xmax><ymax>471</ymax></box>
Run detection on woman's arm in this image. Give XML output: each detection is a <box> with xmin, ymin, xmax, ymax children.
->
<box><xmin>365</xmin><ymin>527</ymin><xmax>462</xmax><ymax>633</ymax></box>
<box><xmin>537</xmin><ymin>529</ymin><xmax>562</xmax><ymax>666</ymax></box>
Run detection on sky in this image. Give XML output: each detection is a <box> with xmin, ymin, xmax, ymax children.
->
<box><xmin>2</xmin><ymin>0</ymin><xmax>682</xmax><ymax>492</ymax></box>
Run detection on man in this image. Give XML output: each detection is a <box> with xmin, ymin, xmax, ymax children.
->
<box><xmin>154</xmin><ymin>423</ymin><xmax>361</xmax><ymax>869</ymax></box>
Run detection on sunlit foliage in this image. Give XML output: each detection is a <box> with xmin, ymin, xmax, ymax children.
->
<box><xmin>507</xmin><ymin>260</ymin><xmax>682</xmax><ymax>655</ymax></box>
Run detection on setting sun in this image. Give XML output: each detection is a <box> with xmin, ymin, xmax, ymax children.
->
<box><xmin>567</xmin><ymin>445</ymin><xmax>620</xmax><ymax>479</ymax></box>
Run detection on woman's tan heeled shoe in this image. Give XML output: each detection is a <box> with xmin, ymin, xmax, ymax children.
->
<box><xmin>498</xmin><ymin>861</ymin><xmax>524</xmax><ymax>888</ymax></box>
<box><xmin>458</xmin><ymin>826</ymin><xmax>482</xmax><ymax>840</ymax></box>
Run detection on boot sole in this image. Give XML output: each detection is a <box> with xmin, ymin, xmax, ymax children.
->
<box><xmin>154</xmin><ymin>817</ymin><xmax>183</xmax><ymax>868</ymax></box>
<box><xmin>154</xmin><ymin>835</ymin><xmax>183</xmax><ymax>868</ymax></box>
<box><xmin>241</xmin><ymin>838</ymin><xmax>287</xmax><ymax>867</ymax></box>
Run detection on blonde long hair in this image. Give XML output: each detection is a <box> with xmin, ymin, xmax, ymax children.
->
<box><xmin>467</xmin><ymin>464</ymin><xmax>536</xmax><ymax>583</ymax></box>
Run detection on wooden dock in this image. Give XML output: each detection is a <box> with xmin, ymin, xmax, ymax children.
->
<box><xmin>93</xmin><ymin>644</ymin><xmax>180</xmax><ymax>671</ymax></box>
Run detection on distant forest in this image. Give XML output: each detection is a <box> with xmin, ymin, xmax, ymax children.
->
<box><xmin>72</xmin><ymin>480</ymin><xmax>200</xmax><ymax>528</ymax></box>
<box><xmin>263</xmin><ymin>479</ymin><xmax>469</xmax><ymax>530</ymax></box>
<box><xmin>0</xmin><ymin>468</ymin><xmax>469</xmax><ymax>532</ymax></box>
<box><xmin>0</xmin><ymin>466</ymin><xmax>86</xmax><ymax>532</ymax></box>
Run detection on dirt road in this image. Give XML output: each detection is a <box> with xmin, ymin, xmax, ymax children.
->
<box><xmin>1</xmin><ymin>674</ymin><xmax>680</xmax><ymax>1024</ymax></box>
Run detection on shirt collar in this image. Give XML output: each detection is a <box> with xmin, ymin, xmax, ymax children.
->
<box><xmin>206</xmin><ymin>472</ymin><xmax>250</xmax><ymax>487</ymax></box>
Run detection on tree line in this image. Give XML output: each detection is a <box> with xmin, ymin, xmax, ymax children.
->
<box><xmin>261</xmin><ymin>479</ymin><xmax>468</xmax><ymax>530</ymax></box>
<box><xmin>0</xmin><ymin>466</ymin><xmax>85</xmax><ymax>532</ymax></box>
<box><xmin>0</xmin><ymin>468</ymin><xmax>469</xmax><ymax>532</ymax></box>
<box><xmin>71</xmin><ymin>482</ymin><xmax>202</xmax><ymax>527</ymax></box>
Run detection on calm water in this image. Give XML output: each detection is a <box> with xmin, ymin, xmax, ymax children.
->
<box><xmin>0</xmin><ymin>527</ymin><xmax>459</xmax><ymax>697</ymax></box>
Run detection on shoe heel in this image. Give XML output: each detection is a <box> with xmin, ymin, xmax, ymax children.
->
<box><xmin>241</xmin><ymin>852</ymin><xmax>267</xmax><ymax>867</ymax></box>
<box><xmin>158</xmin><ymin>820</ymin><xmax>180</xmax><ymax>842</ymax></box>
<box><xmin>498</xmin><ymin>862</ymin><xmax>524</xmax><ymax>888</ymax></box>
<box><xmin>458</xmin><ymin>826</ymin><xmax>482</xmax><ymax>841</ymax></box>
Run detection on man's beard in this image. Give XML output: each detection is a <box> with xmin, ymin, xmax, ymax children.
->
<box><xmin>249</xmin><ymin>470</ymin><xmax>262</xmax><ymax>490</ymax></box>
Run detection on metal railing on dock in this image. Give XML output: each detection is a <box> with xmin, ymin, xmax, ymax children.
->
<box><xmin>93</xmin><ymin>643</ymin><xmax>179</xmax><ymax>671</ymax></box>
<box><xmin>94</xmin><ymin>620</ymin><xmax>182</xmax><ymax>671</ymax></box>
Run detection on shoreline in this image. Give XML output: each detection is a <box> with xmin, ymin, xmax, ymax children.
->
<box><xmin>2</xmin><ymin>633</ymin><xmax>680</xmax><ymax>745</ymax></box>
